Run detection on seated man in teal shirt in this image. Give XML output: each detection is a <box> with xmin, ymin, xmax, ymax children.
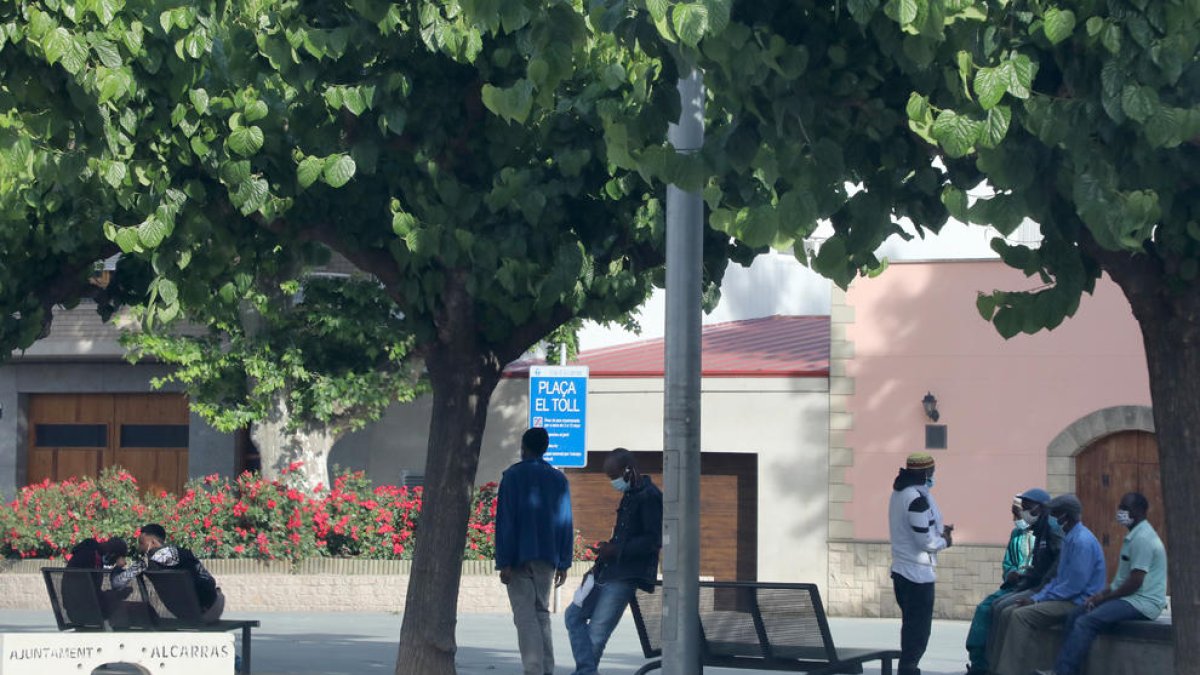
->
<box><xmin>1033</xmin><ymin>492</ymin><xmax>1167</xmax><ymax>675</ymax></box>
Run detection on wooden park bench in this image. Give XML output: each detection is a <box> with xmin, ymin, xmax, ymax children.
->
<box><xmin>42</xmin><ymin>567</ymin><xmax>259</xmax><ymax>673</ymax></box>
<box><xmin>630</xmin><ymin>580</ymin><xmax>899</xmax><ymax>674</ymax></box>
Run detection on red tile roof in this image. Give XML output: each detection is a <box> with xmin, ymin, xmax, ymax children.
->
<box><xmin>505</xmin><ymin>315</ymin><xmax>830</xmax><ymax>378</ymax></box>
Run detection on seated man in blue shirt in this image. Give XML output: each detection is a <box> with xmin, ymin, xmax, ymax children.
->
<box><xmin>496</xmin><ymin>427</ymin><xmax>574</xmax><ymax>675</ymax></box>
<box><xmin>1033</xmin><ymin>492</ymin><xmax>1167</xmax><ymax>675</ymax></box>
<box><xmin>991</xmin><ymin>494</ymin><xmax>1105</xmax><ymax>675</ymax></box>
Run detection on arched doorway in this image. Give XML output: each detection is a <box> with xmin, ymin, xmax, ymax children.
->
<box><xmin>1074</xmin><ymin>430</ymin><xmax>1167</xmax><ymax>581</ymax></box>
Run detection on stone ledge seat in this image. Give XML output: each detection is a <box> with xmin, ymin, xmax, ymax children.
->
<box><xmin>1000</xmin><ymin>614</ymin><xmax>1173</xmax><ymax>675</ymax></box>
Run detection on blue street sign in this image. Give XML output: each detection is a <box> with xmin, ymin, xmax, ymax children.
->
<box><xmin>529</xmin><ymin>365</ymin><xmax>589</xmax><ymax>468</ymax></box>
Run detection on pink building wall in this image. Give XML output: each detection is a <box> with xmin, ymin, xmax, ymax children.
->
<box><xmin>843</xmin><ymin>260</ymin><xmax>1151</xmax><ymax>544</ymax></box>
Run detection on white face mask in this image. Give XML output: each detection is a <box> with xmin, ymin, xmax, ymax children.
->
<box><xmin>1013</xmin><ymin>519</ymin><xmax>1030</xmax><ymax>531</ymax></box>
<box><xmin>1116</xmin><ymin>509</ymin><xmax>1134</xmax><ymax>527</ymax></box>
<box><xmin>610</xmin><ymin>476</ymin><xmax>630</xmax><ymax>492</ymax></box>
<box><xmin>1020</xmin><ymin>509</ymin><xmax>1038</xmax><ymax>525</ymax></box>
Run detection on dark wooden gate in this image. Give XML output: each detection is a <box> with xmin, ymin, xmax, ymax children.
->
<box><xmin>566</xmin><ymin>451</ymin><xmax>758</xmax><ymax>581</ymax></box>
<box><xmin>1075</xmin><ymin>430</ymin><xmax>1165</xmax><ymax>581</ymax></box>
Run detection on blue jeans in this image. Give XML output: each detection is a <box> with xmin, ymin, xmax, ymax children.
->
<box><xmin>564</xmin><ymin>578</ymin><xmax>636</xmax><ymax>675</ymax></box>
<box><xmin>1055</xmin><ymin>599</ymin><xmax>1147</xmax><ymax>675</ymax></box>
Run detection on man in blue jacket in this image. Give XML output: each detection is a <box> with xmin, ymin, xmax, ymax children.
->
<box><xmin>991</xmin><ymin>494</ymin><xmax>1105</xmax><ymax>675</ymax></box>
<box><xmin>566</xmin><ymin>448</ymin><xmax>662</xmax><ymax>675</ymax></box>
<box><xmin>496</xmin><ymin>427</ymin><xmax>574</xmax><ymax>675</ymax></box>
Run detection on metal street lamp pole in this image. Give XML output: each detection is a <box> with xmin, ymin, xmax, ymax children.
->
<box><xmin>661</xmin><ymin>65</ymin><xmax>704</xmax><ymax>675</ymax></box>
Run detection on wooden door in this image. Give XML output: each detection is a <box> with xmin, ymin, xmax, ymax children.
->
<box><xmin>566</xmin><ymin>451</ymin><xmax>758</xmax><ymax>581</ymax></box>
<box><xmin>27</xmin><ymin>394</ymin><xmax>190</xmax><ymax>496</ymax></box>
<box><xmin>27</xmin><ymin>395</ymin><xmax>112</xmax><ymax>485</ymax></box>
<box><xmin>113</xmin><ymin>394</ymin><xmax>190</xmax><ymax>496</ymax></box>
<box><xmin>1075</xmin><ymin>431</ymin><xmax>1165</xmax><ymax>581</ymax></box>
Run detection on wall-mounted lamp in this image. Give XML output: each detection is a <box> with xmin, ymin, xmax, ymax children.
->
<box><xmin>922</xmin><ymin>392</ymin><xmax>940</xmax><ymax>422</ymax></box>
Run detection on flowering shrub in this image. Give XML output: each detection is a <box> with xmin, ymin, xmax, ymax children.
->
<box><xmin>0</xmin><ymin>465</ymin><xmax>588</xmax><ymax>565</ymax></box>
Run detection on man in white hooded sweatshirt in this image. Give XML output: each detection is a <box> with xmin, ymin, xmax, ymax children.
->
<box><xmin>889</xmin><ymin>452</ymin><xmax>953</xmax><ymax>675</ymax></box>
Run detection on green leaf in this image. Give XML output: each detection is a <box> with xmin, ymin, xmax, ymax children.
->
<box><xmin>847</xmin><ymin>0</ymin><xmax>880</xmax><ymax>25</ymax></box>
<box><xmin>974</xmin><ymin>290</ymin><xmax>993</xmax><ymax>319</ymax></box>
<box><xmin>480</xmin><ymin>80</ymin><xmax>534</xmax><ymax>124</ymax></box>
<box><xmin>297</xmin><ymin>156</ymin><xmax>324</xmax><ymax>189</ymax></box>
<box><xmin>137</xmin><ymin>216</ymin><xmax>169</xmax><ymax>248</ymax></box>
<box><xmin>1120</xmin><ymin>85</ymin><xmax>1158</xmax><ymax>123</ymax></box>
<box><xmin>233</xmin><ymin>178</ymin><xmax>269</xmax><ymax>215</ymax></box>
<box><xmin>157</xmin><ymin>279</ymin><xmax>179</xmax><ymax>306</ymax></box>
<box><xmin>671</xmin><ymin>3</ymin><xmax>709</xmax><ymax>46</ymax></box>
<box><xmin>97</xmin><ymin>68</ymin><xmax>131</xmax><ymax>103</ymax></box>
<box><xmin>92</xmin><ymin>39</ymin><xmax>122</xmax><ymax>68</ymax></box>
<box><xmin>189</xmin><ymin>89</ymin><xmax>209</xmax><ymax>115</ymax></box>
<box><xmin>941</xmin><ymin>186</ymin><xmax>969</xmax><ymax>220</ymax></box>
<box><xmin>43</xmin><ymin>27</ymin><xmax>89</xmax><ymax>74</ymax></box>
<box><xmin>701</xmin><ymin>0</ymin><xmax>732</xmax><ymax>35</ymax></box>
<box><xmin>1042</xmin><ymin>8</ymin><xmax>1076</xmax><ymax>44</ymax></box>
<box><xmin>244</xmin><ymin>100</ymin><xmax>269</xmax><ymax>123</ymax></box>
<box><xmin>886</xmin><ymin>0</ymin><xmax>920</xmax><ymax>25</ymax></box>
<box><xmin>646</xmin><ymin>0</ymin><xmax>671</xmax><ymax>22</ymax></box>
<box><xmin>1101</xmin><ymin>23</ymin><xmax>1121</xmax><ymax>54</ymax></box>
<box><xmin>1085</xmin><ymin>16</ymin><xmax>1105</xmax><ymax>36</ymax></box>
<box><xmin>113</xmin><ymin>227</ymin><xmax>140</xmax><ymax>253</ymax></box>
<box><xmin>322</xmin><ymin>155</ymin><xmax>357</xmax><ymax>188</ymax></box>
<box><xmin>931</xmin><ymin>110</ymin><xmax>981</xmax><ymax>157</ymax></box>
<box><xmin>392</xmin><ymin>212</ymin><xmax>417</xmax><ymax>236</ymax></box>
<box><xmin>979</xmin><ymin>105</ymin><xmax>1011</xmax><ymax>148</ymax></box>
<box><xmin>994</xmin><ymin>307</ymin><xmax>1022</xmax><ymax>339</ymax></box>
<box><xmin>1005</xmin><ymin>55</ymin><xmax>1037</xmax><ymax>98</ymax></box>
<box><xmin>227</xmin><ymin>126</ymin><xmax>265</xmax><ymax>157</ymax></box>
<box><xmin>974</xmin><ymin>66</ymin><xmax>1007</xmax><ymax>109</ymax></box>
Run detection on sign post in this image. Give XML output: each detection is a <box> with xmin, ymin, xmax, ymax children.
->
<box><xmin>528</xmin><ymin>365</ymin><xmax>589</xmax><ymax>468</ymax></box>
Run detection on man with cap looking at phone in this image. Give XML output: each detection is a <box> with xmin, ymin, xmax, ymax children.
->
<box><xmin>991</xmin><ymin>493</ymin><xmax>1105</xmax><ymax>675</ymax></box>
<box><xmin>889</xmin><ymin>452</ymin><xmax>953</xmax><ymax>675</ymax></box>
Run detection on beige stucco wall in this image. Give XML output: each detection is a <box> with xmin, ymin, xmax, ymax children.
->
<box><xmin>332</xmin><ymin>376</ymin><xmax>831</xmax><ymax>589</ymax></box>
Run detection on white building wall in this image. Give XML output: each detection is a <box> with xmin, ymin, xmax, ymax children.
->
<box><xmin>332</xmin><ymin>376</ymin><xmax>831</xmax><ymax>588</ymax></box>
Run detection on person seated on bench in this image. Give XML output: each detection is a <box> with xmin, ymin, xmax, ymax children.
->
<box><xmin>1032</xmin><ymin>491</ymin><xmax>1167</xmax><ymax>675</ymax></box>
<box><xmin>63</xmin><ymin>538</ymin><xmax>136</xmax><ymax>625</ymax></box>
<box><xmin>962</xmin><ymin>494</ymin><xmax>1035</xmax><ymax>674</ymax></box>
<box><xmin>992</xmin><ymin>494</ymin><xmax>1105</xmax><ymax>675</ymax></box>
<box><xmin>565</xmin><ymin>448</ymin><xmax>662</xmax><ymax>675</ymax></box>
<box><xmin>112</xmin><ymin>523</ymin><xmax>226</xmax><ymax>623</ymax></box>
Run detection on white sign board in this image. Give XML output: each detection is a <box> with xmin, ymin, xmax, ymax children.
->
<box><xmin>0</xmin><ymin>632</ymin><xmax>234</xmax><ymax>674</ymax></box>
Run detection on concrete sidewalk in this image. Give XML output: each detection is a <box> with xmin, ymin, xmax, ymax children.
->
<box><xmin>0</xmin><ymin>609</ymin><xmax>970</xmax><ymax>674</ymax></box>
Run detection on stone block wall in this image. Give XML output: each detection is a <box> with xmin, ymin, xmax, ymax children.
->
<box><xmin>826</xmin><ymin>541</ymin><xmax>1006</xmax><ymax>620</ymax></box>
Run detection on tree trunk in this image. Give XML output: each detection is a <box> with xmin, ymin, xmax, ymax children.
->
<box><xmin>394</xmin><ymin>343</ymin><xmax>503</xmax><ymax>675</ymax></box>
<box><xmin>1107</xmin><ymin>260</ymin><xmax>1200</xmax><ymax>675</ymax></box>
<box><xmin>250</xmin><ymin>391</ymin><xmax>340</xmax><ymax>494</ymax></box>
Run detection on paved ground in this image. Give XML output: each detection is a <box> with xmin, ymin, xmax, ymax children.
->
<box><xmin>0</xmin><ymin>609</ymin><xmax>971</xmax><ymax>674</ymax></box>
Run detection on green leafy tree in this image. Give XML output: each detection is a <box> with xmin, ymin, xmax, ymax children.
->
<box><xmin>122</xmin><ymin>272</ymin><xmax>426</xmax><ymax>493</ymax></box>
<box><xmin>0</xmin><ymin>1</ymin><xmax>737</xmax><ymax>671</ymax></box>
<box><xmin>885</xmin><ymin>1</ymin><xmax>1200</xmax><ymax>669</ymax></box>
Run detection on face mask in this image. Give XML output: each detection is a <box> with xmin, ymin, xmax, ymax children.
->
<box><xmin>925</xmin><ymin>477</ymin><xmax>935</xmax><ymax>489</ymax></box>
<box><xmin>1050</xmin><ymin>516</ymin><xmax>1066</xmax><ymax>537</ymax></box>
<box><xmin>610</xmin><ymin>477</ymin><xmax>630</xmax><ymax>493</ymax></box>
<box><xmin>1013</xmin><ymin>519</ymin><xmax>1030</xmax><ymax>531</ymax></box>
<box><xmin>1021</xmin><ymin>509</ymin><xmax>1038</xmax><ymax>525</ymax></box>
<box><xmin>1116</xmin><ymin>510</ymin><xmax>1134</xmax><ymax>527</ymax></box>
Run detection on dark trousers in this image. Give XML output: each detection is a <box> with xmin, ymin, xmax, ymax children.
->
<box><xmin>892</xmin><ymin>572</ymin><xmax>935</xmax><ymax>675</ymax></box>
